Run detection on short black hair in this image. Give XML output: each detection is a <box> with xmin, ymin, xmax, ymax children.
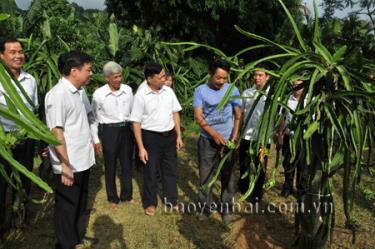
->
<box><xmin>58</xmin><ymin>50</ymin><xmax>92</xmax><ymax>76</ymax></box>
<box><xmin>208</xmin><ymin>59</ymin><xmax>230</xmax><ymax>75</ymax></box>
<box><xmin>0</xmin><ymin>37</ymin><xmax>21</xmax><ymax>53</ymax></box>
<box><xmin>144</xmin><ymin>61</ymin><xmax>163</xmax><ymax>79</ymax></box>
<box><xmin>254</xmin><ymin>63</ymin><xmax>270</xmax><ymax>74</ymax></box>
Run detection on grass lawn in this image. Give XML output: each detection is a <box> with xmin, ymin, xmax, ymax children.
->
<box><xmin>1</xmin><ymin>134</ymin><xmax>374</xmax><ymax>249</ymax></box>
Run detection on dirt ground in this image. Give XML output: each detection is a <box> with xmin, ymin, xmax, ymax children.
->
<box><xmin>1</xmin><ymin>135</ymin><xmax>374</xmax><ymax>249</ymax></box>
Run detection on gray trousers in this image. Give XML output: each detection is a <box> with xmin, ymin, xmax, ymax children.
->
<box><xmin>197</xmin><ymin>136</ymin><xmax>237</xmax><ymax>215</ymax></box>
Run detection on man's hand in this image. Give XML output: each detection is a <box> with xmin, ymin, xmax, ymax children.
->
<box><xmin>139</xmin><ymin>147</ymin><xmax>149</xmax><ymax>164</ymax></box>
<box><xmin>61</xmin><ymin>163</ymin><xmax>74</xmax><ymax>186</ymax></box>
<box><xmin>40</xmin><ymin>147</ymin><xmax>49</xmax><ymax>159</ymax></box>
<box><xmin>94</xmin><ymin>143</ymin><xmax>103</xmax><ymax>155</ymax></box>
<box><xmin>176</xmin><ymin>136</ymin><xmax>184</xmax><ymax>151</ymax></box>
<box><xmin>211</xmin><ymin>131</ymin><xmax>227</xmax><ymax>146</ymax></box>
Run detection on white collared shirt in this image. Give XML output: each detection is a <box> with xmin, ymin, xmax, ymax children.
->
<box><xmin>242</xmin><ymin>86</ymin><xmax>269</xmax><ymax>141</ymax></box>
<box><xmin>0</xmin><ymin>70</ymin><xmax>38</xmax><ymax>132</ymax></box>
<box><xmin>130</xmin><ymin>84</ymin><xmax>182</xmax><ymax>132</ymax></box>
<box><xmin>284</xmin><ymin>95</ymin><xmax>309</xmax><ymax>135</ymax></box>
<box><xmin>284</xmin><ymin>95</ymin><xmax>299</xmax><ymax>135</ymax></box>
<box><xmin>79</xmin><ymin>87</ymin><xmax>92</xmax><ymax>114</ymax></box>
<box><xmin>90</xmin><ymin>84</ymin><xmax>133</xmax><ymax>143</ymax></box>
<box><xmin>136</xmin><ymin>80</ymin><xmax>147</xmax><ymax>92</ymax></box>
<box><xmin>45</xmin><ymin>77</ymin><xmax>95</xmax><ymax>174</ymax></box>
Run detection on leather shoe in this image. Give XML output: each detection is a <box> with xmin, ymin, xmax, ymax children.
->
<box><xmin>80</xmin><ymin>236</ymin><xmax>99</xmax><ymax>245</ymax></box>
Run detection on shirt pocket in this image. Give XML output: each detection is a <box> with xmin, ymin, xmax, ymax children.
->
<box><xmin>120</xmin><ymin>97</ymin><xmax>132</xmax><ymax>116</ymax></box>
<box><xmin>144</xmin><ymin>95</ymin><xmax>159</xmax><ymax>115</ymax></box>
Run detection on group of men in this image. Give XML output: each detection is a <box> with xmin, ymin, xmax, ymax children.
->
<box><xmin>0</xmin><ymin>36</ymin><xmax>307</xmax><ymax>249</ymax></box>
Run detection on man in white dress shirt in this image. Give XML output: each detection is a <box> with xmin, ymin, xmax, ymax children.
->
<box><xmin>238</xmin><ymin>65</ymin><xmax>271</xmax><ymax>202</ymax></box>
<box><xmin>0</xmin><ymin>37</ymin><xmax>38</xmax><ymax>232</ymax></box>
<box><xmin>90</xmin><ymin>61</ymin><xmax>134</xmax><ymax>209</ymax></box>
<box><xmin>130</xmin><ymin>61</ymin><xmax>183</xmax><ymax>216</ymax></box>
<box><xmin>45</xmin><ymin>51</ymin><xmax>97</xmax><ymax>249</ymax></box>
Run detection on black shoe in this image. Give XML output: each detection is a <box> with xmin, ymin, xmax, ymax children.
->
<box><xmin>80</xmin><ymin>236</ymin><xmax>99</xmax><ymax>245</ymax></box>
<box><xmin>280</xmin><ymin>188</ymin><xmax>294</xmax><ymax>198</ymax></box>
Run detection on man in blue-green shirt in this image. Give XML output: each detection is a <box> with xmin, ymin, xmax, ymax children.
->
<box><xmin>193</xmin><ymin>59</ymin><xmax>241</xmax><ymax>225</ymax></box>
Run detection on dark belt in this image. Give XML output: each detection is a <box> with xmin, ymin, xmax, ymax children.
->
<box><xmin>142</xmin><ymin>129</ymin><xmax>175</xmax><ymax>137</ymax></box>
<box><xmin>102</xmin><ymin>122</ymin><xmax>128</xmax><ymax>128</ymax></box>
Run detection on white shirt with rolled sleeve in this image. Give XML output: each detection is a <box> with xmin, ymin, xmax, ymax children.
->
<box><xmin>45</xmin><ymin>77</ymin><xmax>95</xmax><ymax>174</ymax></box>
<box><xmin>0</xmin><ymin>70</ymin><xmax>38</xmax><ymax>132</ymax></box>
<box><xmin>90</xmin><ymin>84</ymin><xmax>133</xmax><ymax>144</ymax></box>
<box><xmin>242</xmin><ymin>86</ymin><xmax>269</xmax><ymax>141</ymax></box>
<box><xmin>130</xmin><ymin>84</ymin><xmax>181</xmax><ymax>132</ymax></box>
<box><xmin>284</xmin><ymin>95</ymin><xmax>310</xmax><ymax>135</ymax></box>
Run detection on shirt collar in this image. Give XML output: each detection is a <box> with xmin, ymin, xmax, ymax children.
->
<box><xmin>290</xmin><ymin>95</ymin><xmax>298</xmax><ymax>101</ymax></box>
<box><xmin>17</xmin><ymin>70</ymin><xmax>30</xmax><ymax>82</ymax></box>
<box><xmin>103</xmin><ymin>84</ymin><xmax>128</xmax><ymax>96</ymax></box>
<box><xmin>61</xmin><ymin>77</ymin><xmax>79</xmax><ymax>94</ymax></box>
<box><xmin>145</xmin><ymin>83</ymin><xmax>167</xmax><ymax>95</ymax></box>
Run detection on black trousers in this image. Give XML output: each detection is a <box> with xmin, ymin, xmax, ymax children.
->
<box><xmin>141</xmin><ymin>129</ymin><xmax>178</xmax><ymax>209</ymax></box>
<box><xmin>0</xmin><ymin>138</ymin><xmax>35</xmax><ymax>227</ymax></box>
<box><xmin>282</xmin><ymin>135</ymin><xmax>308</xmax><ymax>195</ymax></box>
<box><xmin>54</xmin><ymin>168</ymin><xmax>90</xmax><ymax>249</ymax></box>
<box><xmin>197</xmin><ymin>136</ymin><xmax>237</xmax><ymax>215</ymax></box>
<box><xmin>102</xmin><ymin>124</ymin><xmax>134</xmax><ymax>203</ymax></box>
<box><xmin>238</xmin><ymin>139</ymin><xmax>269</xmax><ymax>201</ymax></box>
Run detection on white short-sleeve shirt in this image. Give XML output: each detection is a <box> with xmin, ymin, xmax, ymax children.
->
<box><xmin>90</xmin><ymin>84</ymin><xmax>133</xmax><ymax>143</ymax></box>
<box><xmin>284</xmin><ymin>95</ymin><xmax>310</xmax><ymax>135</ymax></box>
<box><xmin>45</xmin><ymin>77</ymin><xmax>95</xmax><ymax>174</ymax></box>
<box><xmin>136</xmin><ymin>80</ymin><xmax>147</xmax><ymax>93</ymax></box>
<box><xmin>79</xmin><ymin>87</ymin><xmax>92</xmax><ymax>114</ymax></box>
<box><xmin>0</xmin><ymin>70</ymin><xmax>38</xmax><ymax>132</ymax></box>
<box><xmin>242</xmin><ymin>86</ymin><xmax>271</xmax><ymax>141</ymax></box>
<box><xmin>130</xmin><ymin>84</ymin><xmax>182</xmax><ymax>132</ymax></box>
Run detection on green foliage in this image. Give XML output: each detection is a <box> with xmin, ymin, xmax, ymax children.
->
<box><xmin>172</xmin><ymin>0</ymin><xmax>374</xmax><ymax>247</ymax></box>
<box><xmin>0</xmin><ymin>0</ymin><xmax>374</xmax><ymax>246</ymax></box>
<box><xmin>0</xmin><ymin>13</ymin><xmax>10</xmax><ymax>21</ymax></box>
<box><xmin>108</xmin><ymin>14</ymin><xmax>119</xmax><ymax>58</ymax></box>
<box><xmin>0</xmin><ymin>0</ymin><xmax>18</xmax><ymax>14</ymax></box>
<box><xmin>105</xmin><ymin>0</ymin><xmax>303</xmax><ymax>55</ymax></box>
<box><xmin>359</xmin><ymin>182</ymin><xmax>375</xmax><ymax>201</ymax></box>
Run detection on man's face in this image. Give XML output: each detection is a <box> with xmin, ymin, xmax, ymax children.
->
<box><xmin>106</xmin><ymin>73</ymin><xmax>122</xmax><ymax>90</ymax></box>
<box><xmin>292</xmin><ymin>80</ymin><xmax>304</xmax><ymax>96</ymax></box>
<box><xmin>72</xmin><ymin>63</ymin><xmax>93</xmax><ymax>86</ymax></box>
<box><xmin>147</xmin><ymin>69</ymin><xmax>166</xmax><ymax>90</ymax></box>
<box><xmin>253</xmin><ymin>70</ymin><xmax>269</xmax><ymax>90</ymax></box>
<box><xmin>210</xmin><ymin>68</ymin><xmax>228</xmax><ymax>87</ymax></box>
<box><xmin>0</xmin><ymin>42</ymin><xmax>25</xmax><ymax>72</ymax></box>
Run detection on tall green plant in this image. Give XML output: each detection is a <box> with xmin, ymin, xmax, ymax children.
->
<box><xmin>235</xmin><ymin>0</ymin><xmax>374</xmax><ymax>247</ymax></box>
<box><xmin>169</xmin><ymin>0</ymin><xmax>374</xmax><ymax>247</ymax></box>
